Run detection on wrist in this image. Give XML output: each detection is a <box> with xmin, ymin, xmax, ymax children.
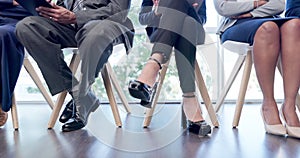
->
<box><xmin>69</xmin><ymin>12</ymin><xmax>77</xmax><ymax>24</ymax></box>
<box><xmin>254</xmin><ymin>0</ymin><xmax>259</xmax><ymax>9</ymax></box>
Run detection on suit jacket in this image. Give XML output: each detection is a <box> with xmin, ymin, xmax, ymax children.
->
<box><xmin>57</xmin><ymin>0</ymin><xmax>134</xmax><ymax>53</ymax></box>
<box><xmin>0</xmin><ymin>0</ymin><xmax>31</xmax><ymax>19</ymax></box>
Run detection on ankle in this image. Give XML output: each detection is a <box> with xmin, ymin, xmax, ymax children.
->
<box><xmin>148</xmin><ymin>57</ymin><xmax>162</xmax><ymax>70</ymax></box>
<box><xmin>182</xmin><ymin>92</ymin><xmax>195</xmax><ymax>98</ymax></box>
<box><xmin>136</xmin><ymin>55</ymin><xmax>164</xmax><ymax>87</ymax></box>
<box><xmin>261</xmin><ymin>99</ymin><xmax>277</xmax><ymax>111</ymax></box>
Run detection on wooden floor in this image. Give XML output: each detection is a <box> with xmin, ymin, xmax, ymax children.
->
<box><xmin>1</xmin><ymin>102</ymin><xmax>300</xmax><ymax>158</ymax></box>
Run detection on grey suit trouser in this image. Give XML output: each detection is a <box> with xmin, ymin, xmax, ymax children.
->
<box><xmin>151</xmin><ymin>0</ymin><xmax>205</xmax><ymax>93</ymax></box>
<box><xmin>16</xmin><ymin>16</ymin><xmax>125</xmax><ymax>123</ymax></box>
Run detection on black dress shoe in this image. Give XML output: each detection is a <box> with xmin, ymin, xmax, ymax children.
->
<box><xmin>62</xmin><ymin>117</ymin><xmax>85</xmax><ymax>132</ymax></box>
<box><xmin>188</xmin><ymin>120</ymin><xmax>212</xmax><ymax>136</ymax></box>
<box><xmin>59</xmin><ymin>100</ymin><xmax>75</xmax><ymax>123</ymax></box>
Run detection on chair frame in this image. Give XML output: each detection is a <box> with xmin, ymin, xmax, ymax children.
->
<box><xmin>11</xmin><ymin>55</ymin><xmax>55</xmax><ymax>130</ymax></box>
<box><xmin>214</xmin><ymin>44</ymin><xmax>300</xmax><ymax>128</ymax></box>
<box><xmin>47</xmin><ymin>50</ymin><xmax>131</xmax><ymax>129</ymax></box>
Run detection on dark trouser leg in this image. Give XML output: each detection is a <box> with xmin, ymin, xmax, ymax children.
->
<box><xmin>15</xmin><ymin>16</ymin><xmax>78</xmax><ymax>95</ymax></box>
<box><xmin>151</xmin><ymin>0</ymin><xmax>197</xmax><ymax>63</ymax></box>
<box><xmin>174</xmin><ymin>38</ymin><xmax>196</xmax><ymax>94</ymax></box>
<box><xmin>0</xmin><ymin>21</ymin><xmax>24</xmax><ymax>112</ymax></box>
<box><xmin>174</xmin><ymin>16</ymin><xmax>205</xmax><ymax>93</ymax></box>
<box><xmin>73</xmin><ymin>20</ymin><xmax>125</xmax><ymax>122</ymax></box>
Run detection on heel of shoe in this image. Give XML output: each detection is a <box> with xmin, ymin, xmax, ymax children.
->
<box><xmin>188</xmin><ymin>120</ymin><xmax>211</xmax><ymax>137</ymax></box>
<box><xmin>280</xmin><ymin>107</ymin><xmax>300</xmax><ymax>138</ymax></box>
<box><xmin>128</xmin><ymin>80</ymin><xmax>151</xmax><ymax>102</ymax></box>
<box><xmin>128</xmin><ymin>80</ymin><xmax>159</xmax><ymax>108</ymax></box>
<box><xmin>261</xmin><ymin>108</ymin><xmax>286</xmax><ymax>136</ymax></box>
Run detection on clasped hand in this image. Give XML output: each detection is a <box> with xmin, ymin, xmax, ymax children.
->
<box><xmin>36</xmin><ymin>0</ymin><xmax>76</xmax><ymax>24</ymax></box>
<box><xmin>232</xmin><ymin>0</ymin><xmax>268</xmax><ymax>19</ymax></box>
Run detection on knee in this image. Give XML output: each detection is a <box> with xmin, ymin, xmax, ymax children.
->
<box><xmin>282</xmin><ymin>19</ymin><xmax>300</xmax><ymax>33</ymax></box>
<box><xmin>15</xmin><ymin>17</ymin><xmax>40</xmax><ymax>38</ymax></box>
<box><xmin>255</xmin><ymin>22</ymin><xmax>280</xmax><ymax>42</ymax></box>
<box><xmin>258</xmin><ymin>22</ymin><xmax>279</xmax><ymax>35</ymax></box>
<box><xmin>79</xmin><ymin>22</ymin><xmax>115</xmax><ymax>48</ymax></box>
<box><xmin>0</xmin><ymin>28</ymin><xmax>14</xmax><ymax>40</ymax></box>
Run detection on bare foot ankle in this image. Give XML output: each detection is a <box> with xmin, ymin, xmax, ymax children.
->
<box><xmin>282</xmin><ymin>103</ymin><xmax>300</xmax><ymax>127</ymax></box>
<box><xmin>261</xmin><ymin>100</ymin><xmax>282</xmax><ymax>125</ymax></box>
<box><xmin>182</xmin><ymin>93</ymin><xmax>204</xmax><ymax>122</ymax></box>
<box><xmin>136</xmin><ymin>56</ymin><xmax>162</xmax><ymax>87</ymax></box>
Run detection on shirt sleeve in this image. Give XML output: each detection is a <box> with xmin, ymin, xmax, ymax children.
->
<box><xmin>250</xmin><ymin>0</ymin><xmax>285</xmax><ymax>17</ymax></box>
<box><xmin>138</xmin><ymin>0</ymin><xmax>161</xmax><ymax>26</ymax></box>
<box><xmin>0</xmin><ymin>0</ymin><xmax>13</xmax><ymax>9</ymax></box>
<box><xmin>213</xmin><ymin>0</ymin><xmax>254</xmax><ymax>17</ymax></box>
<box><xmin>213</xmin><ymin>0</ymin><xmax>284</xmax><ymax>17</ymax></box>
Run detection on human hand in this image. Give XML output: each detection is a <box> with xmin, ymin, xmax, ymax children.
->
<box><xmin>153</xmin><ymin>0</ymin><xmax>161</xmax><ymax>16</ymax></box>
<box><xmin>153</xmin><ymin>0</ymin><xmax>159</xmax><ymax>6</ymax></box>
<box><xmin>192</xmin><ymin>3</ymin><xmax>199</xmax><ymax>8</ymax></box>
<box><xmin>12</xmin><ymin>0</ymin><xmax>19</xmax><ymax>6</ymax></box>
<box><xmin>254</xmin><ymin>0</ymin><xmax>268</xmax><ymax>9</ymax></box>
<box><xmin>232</xmin><ymin>13</ymin><xmax>253</xmax><ymax>19</ymax></box>
<box><xmin>36</xmin><ymin>4</ymin><xmax>76</xmax><ymax>24</ymax></box>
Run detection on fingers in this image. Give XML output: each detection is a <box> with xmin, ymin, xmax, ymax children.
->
<box><xmin>37</xmin><ymin>9</ymin><xmax>56</xmax><ymax>19</ymax></box>
<box><xmin>36</xmin><ymin>4</ymin><xmax>62</xmax><ymax>20</ymax></box>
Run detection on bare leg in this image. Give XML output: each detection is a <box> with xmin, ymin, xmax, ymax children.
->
<box><xmin>182</xmin><ymin>92</ymin><xmax>204</xmax><ymax>122</ymax></box>
<box><xmin>136</xmin><ymin>53</ymin><xmax>164</xmax><ymax>87</ymax></box>
<box><xmin>280</xmin><ymin>19</ymin><xmax>300</xmax><ymax>127</ymax></box>
<box><xmin>253</xmin><ymin>22</ymin><xmax>281</xmax><ymax>125</ymax></box>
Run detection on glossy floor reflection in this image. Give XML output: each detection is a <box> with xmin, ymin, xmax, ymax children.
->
<box><xmin>0</xmin><ymin>103</ymin><xmax>300</xmax><ymax>158</ymax></box>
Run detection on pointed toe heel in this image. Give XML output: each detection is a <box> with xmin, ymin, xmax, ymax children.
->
<box><xmin>261</xmin><ymin>109</ymin><xmax>286</xmax><ymax>136</ymax></box>
<box><xmin>280</xmin><ymin>108</ymin><xmax>300</xmax><ymax>139</ymax></box>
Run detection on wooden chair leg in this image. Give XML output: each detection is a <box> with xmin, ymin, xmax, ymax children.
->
<box><xmin>106</xmin><ymin>63</ymin><xmax>131</xmax><ymax>113</ymax></box>
<box><xmin>214</xmin><ymin>55</ymin><xmax>246</xmax><ymax>112</ymax></box>
<box><xmin>232</xmin><ymin>51</ymin><xmax>252</xmax><ymax>128</ymax></box>
<box><xmin>11</xmin><ymin>93</ymin><xmax>19</xmax><ymax>130</ymax></box>
<box><xmin>143</xmin><ymin>60</ymin><xmax>170</xmax><ymax>128</ymax></box>
<box><xmin>102</xmin><ymin>65</ymin><xmax>122</xmax><ymax>127</ymax></box>
<box><xmin>47</xmin><ymin>92</ymin><xmax>67</xmax><ymax>129</ymax></box>
<box><xmin>47</xmin><ymin>54</ymin><xmax>80</xmax><ymax>129</ymax></box>
<box><xmin>195</xmin><ymin>60</ymin><xmax>219</xmax><ymax>127</ymax></box>
<box><xmin>23</xmin><ymin>58</ymin><xmax>55</xmax><ymax>109</ymax></box>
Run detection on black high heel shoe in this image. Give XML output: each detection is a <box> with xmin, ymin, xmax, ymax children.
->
<box><xmin>128</xmin><ymin>80</ymin><xmax>158</xmax><ymax>108</ymax></box>
<box><xmin>182</xmin><ymin>94</ymin><xmax>212</xmax><ymax>136</ymax></box>
<box><xmin>128</xmin><ymin>57</ymin><xmax>162</xmax><ymax>108</ymax></box>
<box><xmin>188</xmin><ymin>120</ymin><xmax>212</xmax><ymax>136</ymax></box>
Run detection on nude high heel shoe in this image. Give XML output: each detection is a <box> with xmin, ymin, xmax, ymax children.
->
<box><xmin>260</xmin><ymin>109</ymin><xmax>286</xmax><ymax>136</ymax></box>
<box><xmin>280</xmin><ymin>107</ymin><xmax>300</xmax><ymax>139</ymax></box>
